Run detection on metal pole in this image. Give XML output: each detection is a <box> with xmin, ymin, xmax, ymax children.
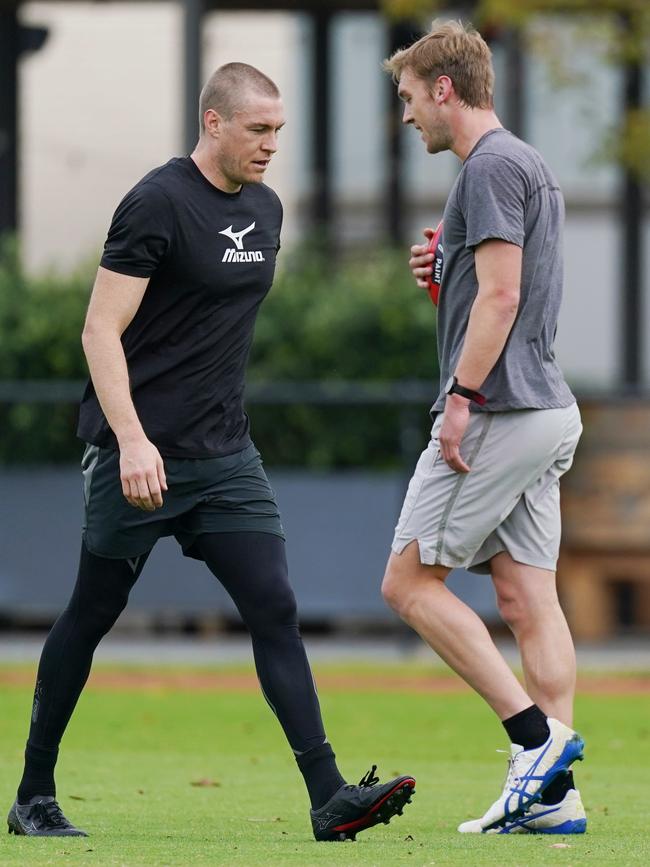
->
<box><xmin>183</xmin><ymin>0</ymin><xmax>205</xmax><ymax>155</ymax></box>
<box><xmin>503</xmin><ymin>27</ymin><xmax>525</xmax><ymax>138</ymax></box>
<box><xmin>385</xmin><ymin>22</ymin><xmax>414</xmax><ymax>246</ymax></box>
<box><xmin>621</xmin><ymin>18</ymin><xmax>644</xmax><ymax>389</ymax></box>
<box><xmin>312</xmin><ymin>9</ymin><xmax>331</xmax><ymax>237</ymax></box>
<box><xmin>0</xmin><ymin>2</ymin><xmax>18</xmax><ymax>237</ymax></box>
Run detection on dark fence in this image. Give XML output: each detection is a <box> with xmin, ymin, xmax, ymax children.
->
<box><xmin>0</xmin><ymin>378</ymin><xmax>501</xmax><ymax>627</ymax></box>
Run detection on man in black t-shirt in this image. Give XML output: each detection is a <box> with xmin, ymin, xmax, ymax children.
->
<box><xmin>8</xmin><ymin>63</ymin><xmax>415</xmax><ymax>842</ymax></box>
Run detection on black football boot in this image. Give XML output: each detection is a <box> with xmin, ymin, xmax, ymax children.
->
<box><xmin>7</xmin><ymin>796</ymin><xmax>88</xmax><ymax>837</ymax></box>
<box><xmin>311</xmin><ymin>765</ymin><xmax>416</xmax><ymax>841</ymax></box>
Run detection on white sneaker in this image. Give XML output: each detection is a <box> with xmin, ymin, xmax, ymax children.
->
<box><xmin>457</xmin><ymin>718</ymin><xmax>585</xmax><ymax>833</ymax></box>
<box><xmin>459</xmin><ymin>788</ymin><xmax>587</xmax><ymax>835</ymax></box>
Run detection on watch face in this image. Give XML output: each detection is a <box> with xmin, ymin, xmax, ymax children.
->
<box><xmin>444</xmin><ymin>376</ymin><xmax>455</xmax><ymax>394</ymax></box>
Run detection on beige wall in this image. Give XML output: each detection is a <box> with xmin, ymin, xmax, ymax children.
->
<box><xmin>19</xmin><ymin>2</ymin><xmax>302</xmax><ymax>272</ymax></box>
<box><xmin>17</xmin><ymin>4</ymin><xmax>647</xmax><ymax>388</ymax></box>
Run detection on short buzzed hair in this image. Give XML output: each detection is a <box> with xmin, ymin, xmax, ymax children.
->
<box><xmin>383</xmin><ymin>20</ymin><xmax>494</xmax><ymax>110</ymax></box>
<box><xmin>199</xmin><ymin>62</ymin><xmax>280</xmax><ymax>132</ymax></box>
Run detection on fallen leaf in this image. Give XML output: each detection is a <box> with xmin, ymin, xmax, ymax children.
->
<box><xmin>190</xmin><ymin>778</ymin><xmax>221</xmax><ymax>787</ymax></box>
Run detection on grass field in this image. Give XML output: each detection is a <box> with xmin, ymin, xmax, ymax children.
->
<box><xmin>0</xmin><ymin>661</ymin><xmax>648</xmax><ymax>866</ymax></box>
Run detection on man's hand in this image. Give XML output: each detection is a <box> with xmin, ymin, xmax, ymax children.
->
<box><xmin>409</xmin><ymin>227</ymin><xmax>436</xmax><ymax>289</ymax></box>
<box><xmin>119</xmin><ymin>437</ymin><xmax>168</xmax><ymax>511</ymax></box>
<box><xmin>439</xmin><ymin>394</ymin><xmax>471</xmax><ymax>473</ymax></box>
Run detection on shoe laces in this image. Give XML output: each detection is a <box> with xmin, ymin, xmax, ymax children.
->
<box><xmin>357</xmin><ymin>764</ymin><xmax>379</xmax><ymax>788</ymax></box>
<box><xmin>497</xmin><ymin>750</ymin><xmax>521</xmax><ymax>789</ymax></box>
<box><xmin>34</xmin><ymin>800</ymin><xmax>68</xmax><ymax>828</ymax></box>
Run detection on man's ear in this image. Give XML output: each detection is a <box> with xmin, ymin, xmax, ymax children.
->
<box><xmin>204</xmin><ymin>108</ymin><xmax>223</xmax><ymax>138</ymax></box>
<box><xmin>435</xmin><ymin>75</ymin><xmax>454</xmax><ymax>105</ymax></box>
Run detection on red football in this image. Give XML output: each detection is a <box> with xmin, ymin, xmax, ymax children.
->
<box><xmin>427</xmin><ymin>220</ymin><xmax>444</xmax><ymax>306</ymax></box>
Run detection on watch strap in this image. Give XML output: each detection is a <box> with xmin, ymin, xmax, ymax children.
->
<box><xmin>449</xmin><ymin>377</ymin><xmax>486</xmax><ymax>406</ymax></box>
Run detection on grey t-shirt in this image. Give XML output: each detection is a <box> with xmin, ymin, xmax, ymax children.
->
<box><xmin>432</xmin><ymin>128</ymin><xmax>575</xmax><ymax>413</ymax></box>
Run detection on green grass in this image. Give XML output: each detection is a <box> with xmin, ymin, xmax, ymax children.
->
<box><xmin>0</xmin><ymin>662</ymin><xmax>649</xmax><ymax>866</ymax></box>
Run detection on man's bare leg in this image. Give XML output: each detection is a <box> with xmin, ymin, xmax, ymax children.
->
<box><xmin>490</xmin><ymin>552</ymin><xmax>576</xmax><ymax>726</ymax></box>
<box><xmin>382</xmin><ymin>541</ymin><xmax>532</xmax><ymax>720</ymax></box>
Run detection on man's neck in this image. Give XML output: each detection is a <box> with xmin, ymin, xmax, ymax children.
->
<box><xmin>450</xmin><ymin>110</ymin><xmax>503</xmax><ymax>162</ymax></box>
<box><xmin>190</xmin><ymin>142</ymin><xmax>242</xmax><ymax>194</ymax></box>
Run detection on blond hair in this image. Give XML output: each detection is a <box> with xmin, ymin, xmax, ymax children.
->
<box><xmin>383</xmin><ymin>20</ymin><xmax>494</xmax><ymax>110</ymax></box>
<box><xmin>199</xmin><ymin>63</ymin><xmax>280</xmax><ymax>132</ymax></box>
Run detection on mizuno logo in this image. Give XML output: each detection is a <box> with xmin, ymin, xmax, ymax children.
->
<box><xmin>219</xmin><ymin>221</ymin><xmax>256</xmax><ymax>250</ymax></box>
<box><xmin>222</xmin><ymin>249</ymin><xmax>265</xmax><ymax>263</ymax></box>
<box><xmin>219</xmin><ymin>220</ymin><xmax>265</xmax><ymax>263</ymax></box>
<box><xmin>312</xmin><ymin>813</ymin><xmax>342</xmax><ymax>831</ymax></box>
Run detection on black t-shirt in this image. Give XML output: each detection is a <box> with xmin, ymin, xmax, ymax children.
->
<box><xmin>77</xmin><ymin>157</ymin><xmax>282</xmax><ymax>457</ymax></box>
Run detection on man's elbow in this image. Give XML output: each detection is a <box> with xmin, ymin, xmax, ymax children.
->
<box><xmin>81</xmin><ymin>318</ymin><xmax>98</xmax><ymax>353</ymax></box>
<box><xmin>81</xmin><ymin>317</ymin><xmax>118</xmax><ymax>353</ymax></box>
<box><xmin>489</xmin><ymin>287</ymin><xmax>520</xmax><ymax>320</ymax></box>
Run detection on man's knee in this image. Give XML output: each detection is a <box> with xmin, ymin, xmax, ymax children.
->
<box><xmin>244</xmin><ymin>568</ymin><xmax>299</xmax><ymax>635</ymax></box>
<box><xmin>71</xmin><ymin>547</ymin><xmax>142</xmax><ymax>638</ymax></box>
<box><xmin>495</xmin><ymin>583</ymin><xmax>563</xmax><ymax>635</ymax></box>
<box><xmin>493</xmin><ymin>567</ymin><xmax>562</xmax><ymax>634</ymax></box>
<box><xmin>72</xmin><ymin>584</ymin><xmax>130</xmax><ymax>638</ymax></box>
<box><xmin>495</xmin><ymin>587</ymin><xmax>526</xmax><ymax>632</ymax></box>
<box><xmin>265</xmin><ymin>585</ymin><xmax>299</xmax><ymax>628</ymax></box>
<box><xmin>381</xmin><ymin>560</ymin><xmax>408</xmax><ymax>615</ymax></box>
<box><xmin>381</xmin><ymin>546</ymin><xmax>446</xmax><ymax>619</ymax></box>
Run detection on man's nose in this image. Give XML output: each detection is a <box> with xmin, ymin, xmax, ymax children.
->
<box><xmin>262</xmin><ymin>133</ymin><xmax>278</xmax><ymax>153</ymax></box>
<box><xmin>402</xmin><ymin>105</ymin><xmax>413</xmax><ymax>125</ymax></box>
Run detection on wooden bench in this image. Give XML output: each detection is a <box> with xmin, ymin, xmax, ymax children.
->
<box><xmin>558</xmin><ymin>399</ymin><xmax>650</xmax><ymax>640</ymax></box>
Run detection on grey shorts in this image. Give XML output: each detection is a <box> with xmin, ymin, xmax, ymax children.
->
<box><xmin>82</xmin><ymin>442</ymin><xmax>284</xmax><ymax>560</ymax></box>
<box><xmin>392</xmin><ymin>404</ymin><xmax>582</xmax><ymax>573</ymax></box>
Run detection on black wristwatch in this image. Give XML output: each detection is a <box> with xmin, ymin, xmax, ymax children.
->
<box><xmin>444</xmin><ymin>375</ymin><xmax>486</xmax><ymax>406</ymax></box>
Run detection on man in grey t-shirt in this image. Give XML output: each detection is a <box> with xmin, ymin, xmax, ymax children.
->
<box><xmin>381</xmin><ymin>21</ymin><xmax>587</xmax><ymax>835</ymax></box>
<box><xmin>435</xmin><ymin>127</ymin><xmax>575</xmax><ymax>413</ymax></box>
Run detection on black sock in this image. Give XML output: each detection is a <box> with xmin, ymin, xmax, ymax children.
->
<box><xmin>540</xmin><ymin>770</ymin><xmax>575</xmax><ymax>805</ymax></box>
<box><xmin>17</xmin><ymin>742</ymin><xmax>58</xmax><ymax>803</ymax></box>
<box><xmin>296</xmin><ymin>743</ymin><xmax>346</xmax><ymax>809</ymax></box>
<box><xmin>502</xmin><ymin>704</ymin><xmax>550</xmax><ymax>750</ymax></box>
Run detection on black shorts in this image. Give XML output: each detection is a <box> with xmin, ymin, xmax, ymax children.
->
<box><xmin>81</xmin><ymin>442</ymin><xmax>284</xmax><ymax>560</ymax></box>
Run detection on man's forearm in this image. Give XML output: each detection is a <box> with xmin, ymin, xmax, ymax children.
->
<box><xmin>82</xmin><ymin>328</ymin><xmax>145</xmax><ymax>446</ymax></box>
<box><xmin>454</xmin><ymin>292</ymin><xmax>518</xmax><ymax>392</ymax></box>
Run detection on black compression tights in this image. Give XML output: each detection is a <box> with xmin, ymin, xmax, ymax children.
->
<box><xmin>18</xmin><ymin>534</ymin><xmax>339</xmax><ymax>804</ymax></box>
<box><xmin>195</xmin><ymin>532</ymin><xmax>329</xmax><ymax>755</ymax></box>
<box><xmin>17</xmin><ymin>542</ymin><xmax>146</xmax><ymax>801</ymax></box>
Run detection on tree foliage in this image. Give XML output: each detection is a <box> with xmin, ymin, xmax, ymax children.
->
<box><xmin>381</xmin><ymin>0</ymin><xmax>650</xmax><ymax>182</ymax></box>
<box><xmin>0</xmin><ymin>241</ymin><xmax>439</xmax><ymax>467</ymax></box>
<box><xmin>0</xmin><ymin>238</ymin><xmax>93</xmax><ymax>463</ymax></box>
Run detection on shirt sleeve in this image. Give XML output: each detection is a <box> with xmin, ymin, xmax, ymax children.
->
<box><xmin>460</xmin><ymin>154</ymin><xmax>527</xmax><ymax>250</ymax></box>
<box><xmin>100</xmin><ymin>181</ymin><xmax>174</xmax><ymax>277</ymax></box>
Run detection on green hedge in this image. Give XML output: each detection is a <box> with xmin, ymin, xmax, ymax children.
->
<box><xmin>0</xmin><ymin>240</ymin><xmax>439</xmax><ymax>467</ymax></box>
<box><xmin>0</xmin><ymin>240</ymin><xmax>93</xmax><ymax>463</ymax></box>
<box><xmin>247</xmin><ymin>246</ymin><xmax>439</xmax><ymax>467</ymax></box>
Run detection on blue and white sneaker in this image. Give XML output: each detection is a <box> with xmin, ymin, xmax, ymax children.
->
<box><xmin>457</xmin><ymin>718</ymin><xmax>584</xmax><ymax>833</ymax></box>
<box><xmin>459</xmin><ymin>788</ymin><xmax>587</xmax><ymax>834</ymax></box>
